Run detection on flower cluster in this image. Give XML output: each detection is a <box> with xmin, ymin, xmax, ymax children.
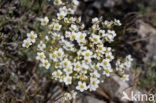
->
<box><xmin>22</xmin><ymin>0</ymin><xmax>133</xmax><ymax>101</ymax></box>
<box><xmin>116</xmin><ymin>55</ymin><xmax>133</xmax><ymax>81</ymax></box>
<box><xmin>61</xmin><ymin>90</ymin><xmax>77</xmax><ymax>101</ymax></box>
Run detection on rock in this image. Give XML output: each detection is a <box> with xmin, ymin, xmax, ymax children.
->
<box><xmin>99</xmin><ymin>75</ymin><xmax>142</xmax><ymax>103</ymax></box>
<box><xmin>76</xmin><ymin>96</ymin><xmax>106</xmax><ymax>103</ymax></box>
<box><xmin>136</xmin><ymin>20</ymin><xmax>156</xmax><ymax>61</ymax></box>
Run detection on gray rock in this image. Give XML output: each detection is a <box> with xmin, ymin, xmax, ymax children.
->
<box><xmin>136</xmin><ymin>20</ymin><xmax>156</xmax><ymax>61</ymax></box>
<box><xmin>76</xmin><ymin>96</ymin><xmax>106</xmax><ymax>103</ymax></box>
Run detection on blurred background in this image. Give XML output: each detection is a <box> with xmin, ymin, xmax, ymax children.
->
<box><xmin>0</xmin><ymin>0</ymin><xmax>156</xmax><ymax>103</ymax></box>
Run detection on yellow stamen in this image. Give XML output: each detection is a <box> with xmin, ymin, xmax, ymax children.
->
<box><xmin>30</xmin><ymin>35</ymin><xmax>34</xmax><ymax>39</ymax></box>
<box><xmin>92</xmin><ymin>81</ymin><xmax>96</xmax><ymax>85</ymax></box>
<box><xmin>26</xmin><ymin>42</ymin><xmax>30</xmax><ymax>46</ymax></box>
<box><xmin>40</xmin><ymin>55</ymin><xmax>44</xmax><ymax>59</ymax></box>
<box><xmin>58</xmin><ymin>52</ymin><xmax>61</xmax><ymax>56</ymax></box>
<box><xmin>64</xmin><ymin>62</ymin><xmax>68</xmax><ymax>66</ymax></box>
<box><xmin>57</xmin><ymin>72</ymin><xmax>61</xmax><ymax>76</ymax></box>
<box><xmin>86</xmin><ymin>53</ymin><xmax>90</xmax><ymax>57</ymax></box>
<box><xmin>80</xmin><ymin>35</ymin><xmax>84</xmax><ymax>39</ymax></box>
<box><xmin>55</xmin><ymin>25</ymin><xmax>59</xmax><ymax>29</ymax></box>
<box><xmin>43</xmin><ymin>20</ymin><xmax>47</xmax><ymax>24</ymax></box>
<box><xmin>67</xmin><ymin>68</ymin><xmax>71</xmax><ymax>72</ymax></box>
<box><xmin>82</xmin><ymin>67</ymin><xmax>86</xmax><ymax>71</ymax></box>
<box><xmin>80</xmin><ymin>84</ymin><xmax>84</xmax><ymax>88</ymax></box>
<box><xmin>123</xmin><ymin>76</ymin><xmax>127</xmax><ymax>79</ymax></box>
<box><xmin>72</xmin><ymin>35</ymin><xmax>76</xmax><ymax>39</ymax></box>
<box><xmin>60</xmin><ymin>15</ymin><xmax>64</xmax><ymax>19</ymax></box>
<box><xmin>105</xmin><ymin>69</ymin><xmax>110</xmax><ymax>73</ymax></box>
<box><xmin>104</xmin><ymin>61</ymin><xmax>108</xmax><ymax>65</ymax></box>
<box><xmin>94</xmin><ymin>38</ymin><xmax>98</xmax><ymax>42</ymax></box>
<box><xmin>67</xmin><ymin>78</ymin><xmax>71</xmax><ymax>82</ymax></box>
<box><xmin>76</xmin><ymin>64</ymin><xmax>79</xmax><ymax>68</ymax></box>
<box><xmin>52</xmin><ymin>54</ymin><xmax>56</xmax><ymax>58</ymax></box>
<box><xmin>92</xmin><ymin>74</ymin><xmax>96</xmax><ymax>78</ymax></box>
<box><xmin>44</xmin><ymin>62</ymin><xmax>48</xmax><ymax>66</ymax></box>
<box><xmin>99</xmin><ymin>47</ymin><xmax>102</xmax><ymax>50</ymax></box>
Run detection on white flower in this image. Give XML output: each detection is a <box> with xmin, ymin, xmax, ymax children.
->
<box><xmin>122</xmin><ymin>74</ymin><xmax>129</xmax><ymax>81</ymax></box>
<box><xmin>65</xmin><ymin>31</ymin><xmax>71</xmax><ymax>38</ymax></box>
<box><xmin>123</xmin><ymin>61</ymin><xmax>131</xmax><ymax>70</ymax></box>
<box><xmin>72</xmin><ymin>0</ymin><xmax>79</xmax><ymax>7</ymax></box>
<box><xmin>93</xmin><ymin>63</ymin><xmax>101</xmax><ymax>70</ymax></box>
<box><xmin>103</xmin><ymin>67</ymin><xmax>113</xmax><ymax>77</ymax></box>
<box><xmin>116</xmin><ymin>60</ymin><xmax>123</xmax><ymax>71</ymax></box>
<box><xmin>48</xmin><ymin>24</ymin><xmax>54</xmax><ymax>30</ymax></box>
<box><xmin>64</xmin><ymin>76</ymin><xmax>72</xmax><ymax>85</ymax></box>
<box><xmin>93</xmin><ymin>53</ymin><xmax>102</xmax><ymax>60</ymax></box>
<box><xmin>69</xmin><ymin>24</ymin><xmax>78</xmax><ymax>31</ymax></box>
<box><xmin>36</xmin><ymin>52</ymin><xmax>45</xmax><ymax>61</ymax></box>
<box><xmin>40</xmin><ymin>17</ymin><xmax>49</xmax><ymax>26</ymax></box>
<box><xmin>80</xmin><ymin>63</ymin><xmax>89</xmax><ymax>74</ymax></box>
<box><xmin>76</xmin><ymin>81</ymin><xmax>88</xmax><ymax>92</ymax></box>
<box><xmin>83</xmin><ymin>58</ymin><xmax>91</xmax><ymax>64</ymax></box>
<box><xmin>37</xmin><ymin>41</ymin><xmax>46</xmax><ymax>51</ymax></box>
<box><xmin>114</xmin><ymin>19</ymin><xmax>121</xmax><ymax>26</ymax></box>
<box><xmin>44</xmin><ymin>36</ymin><xmax>49</xmax><ymax>42</ymax></box>
<box><xmin>105</xmin><ymin>52</ymin><xmax>114</xmax><ymax>60</ymax></box>
<box><xmin>51</xmin><ymin>32</ymin><xmax>61</xmax><ymax>39</ymax></box>
<box><xmin>53</xmin><ymin>23</ymin><xmax>62</xmax><ymax>31</ymax></box>
<box><xmin>76</xmin><ymin>32</ymin><xmax>86</xmax><ymax>43</ymax></box>
<box><xmin>79</xmin><ymin>46</ymin><xmax>87</xmax><ymax>51</ymax></box>
<box><xmin>126</xmin><ymin>55</ymin><xmax>133</xmax><ymax>62</ymax></box>
<box><xmin>77</xmin><ymin>17</ymin><xmax>82</xmax><ymax>23</ymax></box>
<box><xmin>27</xmin><ymin>31</ymin><xmax>37</xmax><ymax>43</ymax></box>
<box><xmin>52</xmin><ymin>19</ymin><xmax>59</xmax><ymax>24</ymax></box>
<box><xmin>62</xmin><ymin>59</ymin><xmax>71</xmax><ymax>68</ymax></box>
<box><xmin>97</xmin><ymin>45</ymin><xmax>105</xmax><ymax>53</ymax></box>
<box><xmin>70</xmin><ymin>31</ymin><xmax>77</xmax><ymax>41</ymax></box>
<box><xmin>22</xmin><ymin>39</ymin><xmax>32</xmax><ymax>48</ymax></box>
<box><xmin>107</xmin><ymin>30</ymin><xmax>116</xmax><ymax>37</ymax></box>
<box><xmin>69</xmin><ymin>17</ymin><xmax>77</xmax><ymax>23</ymax></box>
<box><xmin>59</xmin><ymin>75</ymin><xmax>65</xmax><ymax>82</ymax></box>
<box><xmin>56</xmin><ymin>48</ymin><xmax>64</xmax><ymax>59</ymax></box>
<box><xmin>105</xmin><ymin>35</ymin><xmax>114</xmax><ymax>42</ymax></box>
<box><xmin>59</xmin><ymin>6</ymin><xmax>67</xmax><ymax>13</ymax></box>
<box><xmin>74</xmin><ymin>62</ymin><xmax>81</xmax><ymax>71</ymax></box>
<box><xmin>62</xmin><ymin>41</ymin><xmax>75</xmax><ymax>51</ymax></box>
<box><xmin>68</xmin><ymin>8</ymin><xmax>75</xmax><ymax>14</ymax></box>
<box><xmin>64</xmin><ymin>92</ymin><xmax>72</xmax><ymax>100</ymax></box>
<box><xmin>57</xmin><ymin>11</ymin><xmax>67</xmax><ymax>20</ymax></box>
<box><xmin>101</xmin><ymin>59</ymin><xmax>111</xmax><ymax>67</ymax></box>
<box><xmin>54</xmin><ymin>0</ymin><xmax>62</xmax><ymax>5</ymax></box>
<box><xmin>64</xmin><ymin>17</ymin><xmax>70</xmax><ymax>24</ymax></box>
<box><xmin>92</xmin><ymin>17</ymin><xmax>99</xmax><ymax>24</ymax></box>
<box><xmin>92</xmin><ymin>34</ymin><xmax>101</xmax><ymax>44</ymax></box>
<box><xmin>41</xmin><ymin>59</ymin><xmax>50</xmax><ymax>69</ymax></box>
<box><xmin>49</xmin><ymin>51</ymin><xmax>58</xmax><ymax>61</ymax></box>
<box><xmin>102</xmin><ymin>20</ymin><xmax>113</xmax><ymax>28</ymax></box>
<box><xmin>64</xmin><ymin>66</ymin><xmax>73</xmax><ymax>75</ymax></box>
<box><xmin>71</xmin><ymin>90</ymin><xmax>77</xmax><ymax>98</ymax></box>
<box><xmin>89</xmin><ymin>78</ymin><xmax>100</xmax><ymax>91</ymax></box>
<box><xmin>82</xmin><ymin>50</ymin><xmax>93</xmax><ymax>59</ymax></box>
<box><xmin>103</xmin><ymin>47</ymin><xmax>111</xmax><ymax>54</ymax></box>
<box><xmin>52</xmin><ymin>70</ymin><xmax>62</xmax><ymax>78</ymax></box>
<box><xmin>91</xmin><ymin>24</ymin><xmax>100</xmax><ymax>31</ymax></box>
<box><xmin>104</xmin><ymin>30</ymin><xmax>116</xmax><ymax>43</ymax></box>
<box><xmin>99</xmin><ymin>30</ymin><xmax>105</xmax><ymax>36</ymax></box>
<box><xmin>90</xmin><ymin>70</ymin><xmax>100</xmax><ymax>78</ymax></box>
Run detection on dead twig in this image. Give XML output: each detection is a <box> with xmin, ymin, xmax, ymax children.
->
<box><xmin>96</xmin><ymin>88</ymin><xmax>115</xmax><ymax>103</ymax></box>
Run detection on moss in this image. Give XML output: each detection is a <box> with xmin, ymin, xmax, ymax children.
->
<box><xmin>138</xmin><ymin>62</ymin><xmax>156</xmax><ymax>92</ymax></box>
